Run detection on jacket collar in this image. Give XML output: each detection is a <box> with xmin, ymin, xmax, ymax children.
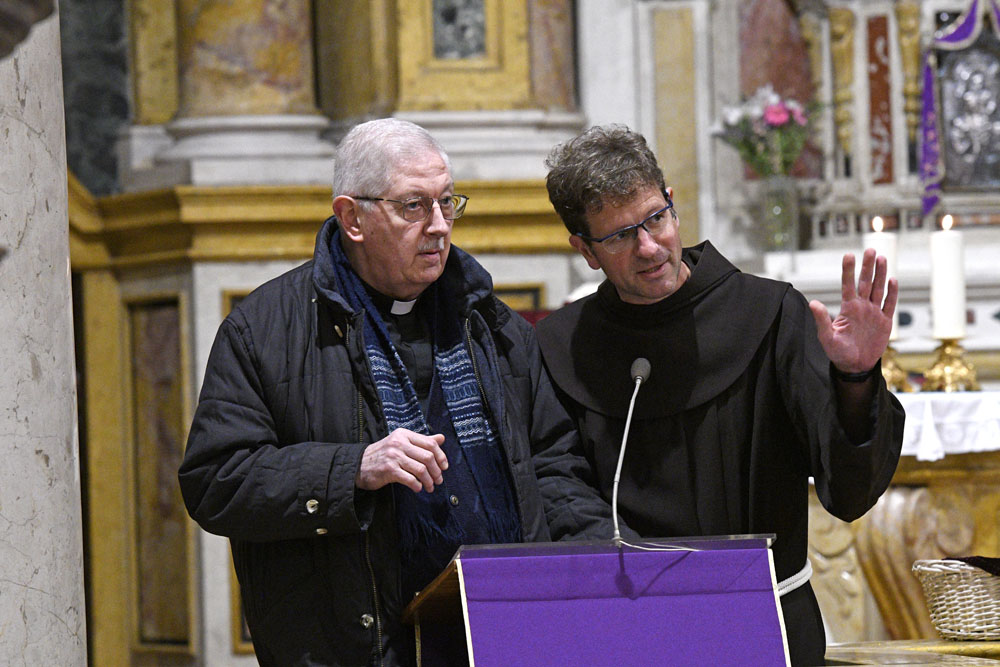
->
<box><xmin>311</xmin><ymin>215</ymin><xmax>504</xmax><ymax>327</ymax></box>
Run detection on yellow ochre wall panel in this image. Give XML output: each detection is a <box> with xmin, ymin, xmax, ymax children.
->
<box><xmin>653</xmin><ymin>7</ymin><xmax>700</xmax><ymax>243</ymax></box>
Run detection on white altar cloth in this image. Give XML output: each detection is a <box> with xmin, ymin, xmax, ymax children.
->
<box><xmin>895</xmin><ymin>392</ymin><xmax>1000</xmax><ymax>461</ymax></box>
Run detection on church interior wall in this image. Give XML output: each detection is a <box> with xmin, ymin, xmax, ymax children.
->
<box><xmin>37</xmin><ymin>0</ymin><xmax>1000</xmax><ymax>662</ymax></box>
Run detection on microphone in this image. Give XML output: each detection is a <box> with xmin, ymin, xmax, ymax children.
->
<box><xmin>612</xmin><ymin>358</ymin><xmax>651</xmax><ymax>547</ymax></box>
<box><xmin>630</xmin><ymin>357</ymin><xmax>651</xmax><ymax>384</ymax></box>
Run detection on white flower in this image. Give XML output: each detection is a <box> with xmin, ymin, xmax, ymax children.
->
<box><xmin>722</xmin><ymin>106</ymin><xmax>744</xmax><ymax>126</ymax></box>
<box><xmin>754</xmin><ymin>84</ymin><xmax>781</xmax><ymax>106</ymax></box>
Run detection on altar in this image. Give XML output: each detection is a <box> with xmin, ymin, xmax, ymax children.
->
<box><xmin>808</xmin><ymin>391</ymin><xmax>1000</xmax><ymax>647</ymax></box>
<box><xmin>896</xmin><ymin>393</ymin><xmax>1000</xmax><ymax>462</ymax></box>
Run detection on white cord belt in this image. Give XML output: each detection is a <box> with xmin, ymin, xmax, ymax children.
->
<box><xmin>777</xmin><ymin>560</ymin><xmax>813</xmax><ymax>597</ymax></box>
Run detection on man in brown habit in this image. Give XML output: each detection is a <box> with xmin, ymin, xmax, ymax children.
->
<box><xmin>537</xmin><ymin>124</ymin><xmax>905</xmax><ymax>666</ymax></box>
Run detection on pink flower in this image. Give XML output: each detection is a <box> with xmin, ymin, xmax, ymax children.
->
<box><xmin>791</xmin><ymin>107</ymin><xmax>807</xmax><ymax>126</ymax></box>
<box><xmin>763</xmin><ymin>103</ymin><xmax>790</xmax><ymax>126</ymax></box>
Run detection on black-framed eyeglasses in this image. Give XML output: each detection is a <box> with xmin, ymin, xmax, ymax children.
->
<box><xmin>575</xmin><ymin>193</ymin><xmax>676</xmax><ymax>255</ymax></box>
<box><xmin>353</xmin><ymin>194</ymin><xmax>470</xmax><ymax>223</ymax></box>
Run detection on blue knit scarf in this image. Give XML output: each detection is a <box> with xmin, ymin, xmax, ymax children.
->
<box><xmin>328</xmin><ymin>231</ymin><xmax>521</xmax><ymax>593</ymax></box>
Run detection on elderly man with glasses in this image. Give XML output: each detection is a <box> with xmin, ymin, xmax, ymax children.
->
<box><xmin>179</xmin><ymin>118</ymin><xmax>616</xmax><ymax>666</ymax></box>
<box><xmin>537</xmin><ymin>124</ymin><xmax>905</xmax><ymax>666</ymax></box>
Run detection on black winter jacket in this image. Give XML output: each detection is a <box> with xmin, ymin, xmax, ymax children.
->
<box><xmin>179</xmin><ymin>217</ymin><xmax>614</xmax><ymax>666</ymax></box>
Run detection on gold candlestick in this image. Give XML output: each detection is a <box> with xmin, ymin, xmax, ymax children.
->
<box><xmin>922</xmin><ymin>339</ymin><xmax>980</xmax><ymax>392</ymax></box>
<box><xmin>881</xmin><ymin>345</ymin><xmax>914</xmax><ymax>392</ymax></box>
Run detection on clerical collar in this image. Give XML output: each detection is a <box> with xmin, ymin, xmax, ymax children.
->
<box><xmin>362</xmin><ymin>280</ymin><xmax>420</xmax><ymax>317</ymax></box>
<box><xmin>391</xmin><ymin>299</ymin><xmax>417</xmax><ymax>315</ymax></box>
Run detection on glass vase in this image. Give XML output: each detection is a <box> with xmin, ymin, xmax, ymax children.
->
<box><xmin>755</xmin><ymin>175</ymin><xmax>800</xmax><ymax>257</ymax></box>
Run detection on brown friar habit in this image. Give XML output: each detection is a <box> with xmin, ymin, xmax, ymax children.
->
<box><xmin>536</xmin><ymin>241</ymin><xmax>904</xmax><ymax>666</ymax></box>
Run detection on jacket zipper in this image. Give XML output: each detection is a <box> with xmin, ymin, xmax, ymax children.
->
<box><xmin>364</xmin><ymin>531</ymin><xmax>384</xmax><ymax>665</ymax></box>
<box><xmin>464</xmin><ymin>318</ymin><xmax>488</xmax><ymax>407</ymax></box>
<box><xmin>347</xmin><ymin>322</ymin><xmax>384</xmax><ymax>665</ymax></box>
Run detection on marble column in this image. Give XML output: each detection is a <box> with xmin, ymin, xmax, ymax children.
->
<box><xmin>150</xmin><ymin>0</ymin><xmax>334</xmax><ymax>187</ymax></box>
<box><xmin>0</xmin><ymin>12</ymin><xmax>88</xmax><ymax>666</ymax></box>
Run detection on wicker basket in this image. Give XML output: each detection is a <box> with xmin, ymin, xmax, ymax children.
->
<box><xmin>912</xmin><ymin>559</ymin><xmax>1000</xmax><ymax>640</ymax></box>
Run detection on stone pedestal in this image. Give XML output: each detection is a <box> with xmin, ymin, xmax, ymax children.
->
<box><xmin>158</xmin><ymin>114</ymin><xmax>335</xmax><ymax>186</ymax></box>
<box><xmin>0</xmin><ymin>13</ymin><xmax>88</xmax><ymax>666</ymax></box>
<box><xmin>397</xmin><ymin>109</ymin><xmax>586</xmax><ymax>181</ymax></box>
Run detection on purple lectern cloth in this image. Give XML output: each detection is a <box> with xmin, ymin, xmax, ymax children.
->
<box><xmin>459</xmin><ymin>545</ymin><xmax>786</xmax><ymax>666</ymax></box>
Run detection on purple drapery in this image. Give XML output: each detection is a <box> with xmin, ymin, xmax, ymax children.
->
<box><xmin>921</xmin><ymin>0</ymin><xmax>1000</xmax><ymax>217</ymax></box>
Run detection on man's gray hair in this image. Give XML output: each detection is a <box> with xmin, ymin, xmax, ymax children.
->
<box><xmin>333</xmin><ymin>118</ymin><xmax>451</xmax><ymax>200</ymax></box>
<box><xmin>544</xmin><ymin>124</ymin><xmax>666</xmax><ymax>237</ymax></box>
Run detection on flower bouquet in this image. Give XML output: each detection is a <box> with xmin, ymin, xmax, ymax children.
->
<box><xmin>714</xmin><ymin>85</ymin><xmax>811</xmax><ymax>178</ymax></box>
<box><xmin>715</xmin><ymin>86</ymin><xmax>813</xmax><ymax>255</ymax></box>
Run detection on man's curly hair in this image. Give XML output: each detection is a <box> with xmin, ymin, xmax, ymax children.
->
<box><xmin>544</xmin><ymin>125</ymin><xmax>666</xmax><ymax>237</ymax></box>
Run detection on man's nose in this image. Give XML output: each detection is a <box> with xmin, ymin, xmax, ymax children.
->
<box><xmin>425</xmin><ymin>200</ymin><xmax>451</xmax><ymax>235</ymax></box>
<box><xmin>634</xmin><ymin>225</ymin><xmax>659</xmax><ymax>256</ymax></box>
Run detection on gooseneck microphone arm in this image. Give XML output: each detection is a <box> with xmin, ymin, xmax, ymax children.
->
<box><xmin>612</xmin><ymin>358</ymin><xmax>651</xmax><ymax>546</ymax></box>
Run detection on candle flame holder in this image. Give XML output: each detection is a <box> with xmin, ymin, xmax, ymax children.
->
<box><xmin>881</xmin><ymin>345</ymin><xmax>914</xmax><ymax>392</ymax></box>
<box><xmin>922</xmin><ymin>339</ymin><xmax>980</xmax><ymax>392</ymax></box>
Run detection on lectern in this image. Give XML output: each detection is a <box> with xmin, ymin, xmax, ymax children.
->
<box><xmin>402</xmin><ymin>535</ymin><xmax>789</xmax><ymax>666</ymax></box>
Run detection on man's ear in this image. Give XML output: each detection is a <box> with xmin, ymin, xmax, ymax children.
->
<box><xmin>569</xmin><ymin>234</ymin><xmax>602</xmax><ymax>271</ymax></box>
<box><xmin>666</xmin><ymin>185</ymin><xmax>674</xmax><ymax>200</ymax></box>
<box><xmin>333</xmin><ymin>196</ymin><xmax>363</xmax><ymax>242</ymax></box>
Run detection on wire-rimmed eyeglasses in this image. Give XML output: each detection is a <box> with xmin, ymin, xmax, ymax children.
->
<box><xmin>354</xmin><ymin>194</ymin><xmax>470</xmax><ymax>223</ymax></box>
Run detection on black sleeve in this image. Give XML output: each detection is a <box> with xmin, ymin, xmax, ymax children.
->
<box><xmin>178</xmin><ymin>314</ymin><xmax>372</xmax><ymax>543</ymax></box>
<box><xmin>775</xmin><ymin>290</ymin><xmax>904</xmax><ymax>522</ymax></box>
<box><xmin>522</xmin><ymin>321</ymin><xmax>640</xmax><ymax>541</ymax></box>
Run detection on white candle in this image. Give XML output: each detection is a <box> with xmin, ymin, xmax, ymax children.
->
<box><xmin>862</xmin><ymin>216</ymin><xmax>899</xmax><ymax>339</ymax></box>
<box><xmin>930</xmin><ymin>215</ymin><xmax>966</xmax><ymax>339</ymax></box>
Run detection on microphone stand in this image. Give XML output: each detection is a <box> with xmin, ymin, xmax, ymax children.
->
<box><xmin>612</xmin><ymin>358</ymin><xmax>649</xmax><ymax>547</ymax></box>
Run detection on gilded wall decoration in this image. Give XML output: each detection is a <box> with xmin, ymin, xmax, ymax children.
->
<box><xmin>829</xmin><ymin>7</ymin><xmax>855</xmax><ymax>164</ymax></box>
<box><xmin>895</xmin><ymin>1</ymin><xmax>923</xmax><ymax>148</ymax></box>
<box><xmin>397</xmin><ymin>0</ymin><xmax>531</xmax><ymax>111</ymax></box>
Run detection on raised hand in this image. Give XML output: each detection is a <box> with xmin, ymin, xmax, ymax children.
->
<box><xmin>808</xmin><ymin>248</ymin><xmax>899</xmax><ymax>374</ymax></box>
<box><xmin>355</xmin><ymin>428</ymin><xmax>449</xmax><ymax>493</ymax></box>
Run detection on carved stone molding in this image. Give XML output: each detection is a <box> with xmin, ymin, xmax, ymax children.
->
<box><xmin>856</xmin><ymin>485</ymin><xmax>977</xmax><ymax>639</ymax></box>
<box><xmin>809</xmin><ymin>451</ymin><xmax>1000</xmax><ymax>644</ymax></box>
<box><xmin>808</xmin><ymin>491</ymin><xmax>874</xmax><ymax>642</ymax></box>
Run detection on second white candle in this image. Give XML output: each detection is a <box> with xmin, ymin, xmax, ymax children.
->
<box><xmin>930</xmin><ymin>215</ymin><xmax>966</xmax><ymax>340</ymax></box>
